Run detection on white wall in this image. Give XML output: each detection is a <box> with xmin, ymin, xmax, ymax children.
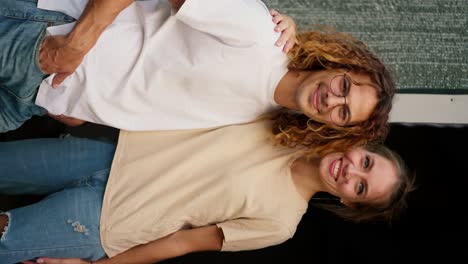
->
<box><xmin>389</xmin><ymin>94</ymin><xmax>468</xmax><ymax>125</ymax></box>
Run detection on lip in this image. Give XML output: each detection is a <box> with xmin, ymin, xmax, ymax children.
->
<box><xmin>312</xmin><ymin>86</ymin><xmax>320</xmax><ymax>113</ymax></box>
<box><xmin>329</xmin><ymin>159</ymin><xmax>337</xmax><ymax>180</ymax></box>
<box><xmin>329</xmin><ymin>158</ymin><xmax>343</xmax><ymax>181</ymax></box>
<box><xmin>336</xmin><ymin>159</ymin><xmax>342</xmax><ymax>181</ymax></box>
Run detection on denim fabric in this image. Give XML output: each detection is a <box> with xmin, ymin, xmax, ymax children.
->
<box><xmin>0</xmin><ymin>136</ymin><xmax>116</xmax><ymax>263</ymax></box>
<box><xmin>0</xmin><ymin>0</ymin><xmax>75</xmax><ymax>132</ymax></box>
<box><xmin>0</xmin><ymin>136</ymin><xmax>116</xmax><ymax>195</ymax></box>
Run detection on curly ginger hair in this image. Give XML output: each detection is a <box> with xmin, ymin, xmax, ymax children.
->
<box><xmin>271</xmin><ymin>27</ymin><xmax>395</xmax><ymax>157</ymax></box>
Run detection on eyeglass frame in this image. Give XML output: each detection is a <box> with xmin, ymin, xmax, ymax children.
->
<box><xmin>328</xmin><ymin>73</ymin><xmax>353</xmax><ymax>126</ymax></box>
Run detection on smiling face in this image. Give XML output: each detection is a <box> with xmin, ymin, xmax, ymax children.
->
<box><xmin>318</xmin><ymin>147</ymin><xmax>399</xmax><ymax>205</ymax></box>
<box><xmin>295</xmin><ymin>70</ymin><xmax>378</xmax><ymax>126</ymax></box>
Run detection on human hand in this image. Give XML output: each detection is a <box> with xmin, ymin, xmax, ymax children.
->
<box><xmin>270</xmin><ymin>9</ymin><xmax>297</xmax><ymax>53</ymax></box>
<box><xmin>168</xmin><ymin>0</ymin><xmax>185</xmax><ymax>10</ymax></box>
<box><xmin>47</xmin><ymin>113</ymin><xmax>87</xmax><ymax>127</ymax></box>
<box><xmin>22</xmin><ymin>257</ymin><xmax>92</xmax><ymax>264</ymax></box>
<box><xmin>39</xmin><ymin>35</ymin><xmax>86</xmax><ymax>88</ymax></box>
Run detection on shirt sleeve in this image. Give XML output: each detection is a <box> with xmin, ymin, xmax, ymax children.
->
<box><xmin>174</xmin><ymin>0</ymin><xmax>277</xmax><ymax>46</ymax></box>
<box><xmin>216</xmin><ymin>218</ymin><xmax>294</xmax><ymax>252</ymax></box>
<box><xmin>37</xmin><ymin>0</ymin><xmax>87</xmax><ymax>19</ymax></box>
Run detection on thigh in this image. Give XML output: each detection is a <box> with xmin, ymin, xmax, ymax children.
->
<box><xmin>0</xmin><ymin>137</ymin><xmax>116</xmax><ymax>195</ymax></box>
<box><xmin>0</xmin><ymin>184</ymin><xmax>107</xmax><ymax>264</ymax></box>
<box><xmin>0</xmin><ymin>16</ymin><xmax>47</xmax><ymax>99</ymax></box>
<box><xmin>0</xmin><ymin>0</ymin><xmax>76</xmax><ymax>26</ymax></box>
<box><xmin>0</xmin><ymin>0</ymin><xmax>76</xmax><ymax>98</ymax></box>
<box><xmin>0</xmin><ymin>87</ymin><xmax>47</xmax><ymax>133</ymax></box>
<box><xmin>0</xmin><ymin>1</ymin><xmax>77</xmax><ymax>133</ymax></box>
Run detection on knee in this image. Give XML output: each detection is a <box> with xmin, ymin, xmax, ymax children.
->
<box><xmin>0</xmin><ymin>213</ymin><xmax>9</xmax><ymax>239</ymax></box>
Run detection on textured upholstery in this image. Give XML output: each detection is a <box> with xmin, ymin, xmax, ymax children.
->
<box><xmin>266</xmin><ymin>0</ymin><xmax>467</xmax><ymax>94</ymax></box>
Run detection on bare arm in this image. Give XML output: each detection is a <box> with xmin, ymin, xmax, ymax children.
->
<box><xmin>67</xmin><ymin>0</ymin><xmax>134</xmax><ymax>52</ymax></box>
<box><xmin>39</xmin><ymin>0</ymin><xmax>134</xmax><ymax>87</ymax></box>
<box><xmin>47</xmin><ymin>113</ymin><xmax>87</xmax><ymax>127</ymax></box>
<box><xmin>168</xmin><ymin>0</ymin><xmax>185</xmax><ymax>11</ymax></box>
<box><xmin>33</xmin><ymin>225</ymin><xmax>224</xmax><ymax>264</ymax></box>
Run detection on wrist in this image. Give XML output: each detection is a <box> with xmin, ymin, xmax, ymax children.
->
<box><xmin>64</xmin><ymin>33</ymin><xmax>92</xmax><ymax>56</ymax></box>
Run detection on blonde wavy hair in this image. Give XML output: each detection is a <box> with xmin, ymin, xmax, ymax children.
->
<box><xmin>270</xmin><ymin>27</ymin><xmax>395</xmax><ymax>157</ymax></box>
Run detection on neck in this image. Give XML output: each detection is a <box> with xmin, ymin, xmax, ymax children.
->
<box><xmin>274</xmin><ymin>70</ymin><xmax>308</xmax><ymax>110</ymax></box>
<box><xmin>290</xmin><ymin>156</ymin><xmax>322</xmax><ymax>202</ymax></box>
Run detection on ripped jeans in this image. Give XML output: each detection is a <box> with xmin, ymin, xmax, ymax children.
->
<box><xmin>0</xmin><ymin>136</ymin><xmax>116</xmax><ymax>264</ymax></box>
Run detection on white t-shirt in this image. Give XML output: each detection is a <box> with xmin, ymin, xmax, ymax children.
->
<box><xmin>35</xmin><ymin>0</ymin><xmax>289</xmax><ymax>130</ymax></box>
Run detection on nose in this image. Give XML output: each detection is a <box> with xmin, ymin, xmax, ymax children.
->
<box><xmin>325</xmin><ymin>90</ymin><xmax>346</xmax><ymax>109</ymax></box>
<box><xmin>342</xmin><ymin>163</ymin><xmax>364</xmax><ymax>182</ymax></box>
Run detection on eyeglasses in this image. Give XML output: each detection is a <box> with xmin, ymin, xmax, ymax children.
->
<box><xmin>329</xmin><ymin>73</ymin><xmax>352</xmax><ymax>126</ymax></box>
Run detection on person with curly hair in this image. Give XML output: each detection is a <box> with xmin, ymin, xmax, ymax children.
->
<box><xmin>270</xmin><ymin>29</ymin><xmax>395</xmax><ymax>156</ymax></box>
<box><xmin>0</xmin><ymin>120</ymin><xmax>414</xmax><ymax>264</ymax></box>
<box><xmin>1</xmin><ymin>0</ymin><xmax>394</xmax><ymax>155</ymax></box>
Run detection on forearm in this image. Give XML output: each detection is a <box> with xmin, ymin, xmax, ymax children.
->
<box><xmin>94</xmin><ymin>226</ymin><xmax>223</xmax><ymax>264</ymax></box>
<box><xmin>67</xmin><ymin>0</ymin><xmax>134</xmax><ymax>53</ymax></box>
<box><xmin>94</xmin><ymin>234</ymin><xmax>182</xmax><ymax>264</ymax></box>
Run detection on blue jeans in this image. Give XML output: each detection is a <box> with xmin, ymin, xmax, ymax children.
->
<box><xmin>0</xmin><ymin>136</ymin><xmax>116</xmax><ymax>264</ymax></box>
<box><xmin>0</xmin><ymin>0</ymin><xmax>75</xmax><ymax>133</ymax></box>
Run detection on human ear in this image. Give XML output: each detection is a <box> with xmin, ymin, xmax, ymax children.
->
<box><xmin>340</xmin><ymin>198</ymin><xmax>353</xmax><ymax>207</ymax></box>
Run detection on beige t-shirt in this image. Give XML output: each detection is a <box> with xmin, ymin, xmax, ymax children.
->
<box><xmin>100</xmin><ymin>120</ymin><xmax>308</xmax><ymax>257</ymax></box>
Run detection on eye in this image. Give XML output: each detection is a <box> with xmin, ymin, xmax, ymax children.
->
<box><xmin>337</xmin><ymin>105</ymin><xmax>350</xmax><ymax>124</ymax></box>
<box><xmin>357</xmin><ymin>182</ymin><xmax>365</xmax><ymax>195</ymax></box>
<box><xmin>340</xmin><ymin>106</ymin><xmax>349</xmax><ymax>120</ymax></box>
<box><xmin>363</xmin><ymin>156</ymin><xmax>370</xmax><ymax>169</ymax></box>
<box><xmin>342</xmin><ymin>75</ymin><xmax>351</xmax><ymax>96</ymax></box>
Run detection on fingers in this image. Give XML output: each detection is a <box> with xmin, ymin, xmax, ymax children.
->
<box><xmin>39</xmin><ymin>37</ymin><xmax>62</xmax><ymax>74</ymax></box>
<box><xmin>283</xmin><ymin>40</ymin><xmax>295</xmax><ymax>53</ymax></box>
<box><xmin>274</xmin><ymin>19</ymin><xmax>293</xmax><ymax>48</ymax></box>
<box><xmin>35</xmin><ymin>257</ymin><xmax>89</xmax><ymax>264</ymax></box>
<box><xmin>269</xmin><ymin>9</ymin><xmax>280</xmax><ymax>16</ymax></box>
<box><xmin>38</xmin><ymin>35</ymin><xmax>83</xmax><ymax>77</ymax></box>
<box><xmin>39</xmin><ymin>37</ymin><xmax>53</xmax><ymax>74</ymax></box>
<box><xmin>271</xmin><ymin>12</ymin><xmax>297</xmax><ymax>53</ymax></box>
<box><xmin>275</xmin><ymin>30</ymin><xmax>288</xmax><ymax>48</ymax></box>
<box><xmin>36</xmin><ymin>258</ymin><xmax>60</xmax><ymax>264</ymax></box>
<box><xmin>52</xmin><ymin>72</ymin><xmax>72</xmax><ymax>88</ymax></box>
<box><xmin>274</xmin><ymin>17</ymin><xmax>289</xmax><ymax>33</ymax></box>
<box><xmin>271</xmin><ymin>10</ymin><xmax>283</xmax><ymax>27</ymax></box>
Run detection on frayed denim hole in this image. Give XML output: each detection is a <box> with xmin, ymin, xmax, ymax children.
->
<box><xmin>0</xmin><ymin>212</ymin><xmax>11</xmax><ymax>241</ymax></box>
